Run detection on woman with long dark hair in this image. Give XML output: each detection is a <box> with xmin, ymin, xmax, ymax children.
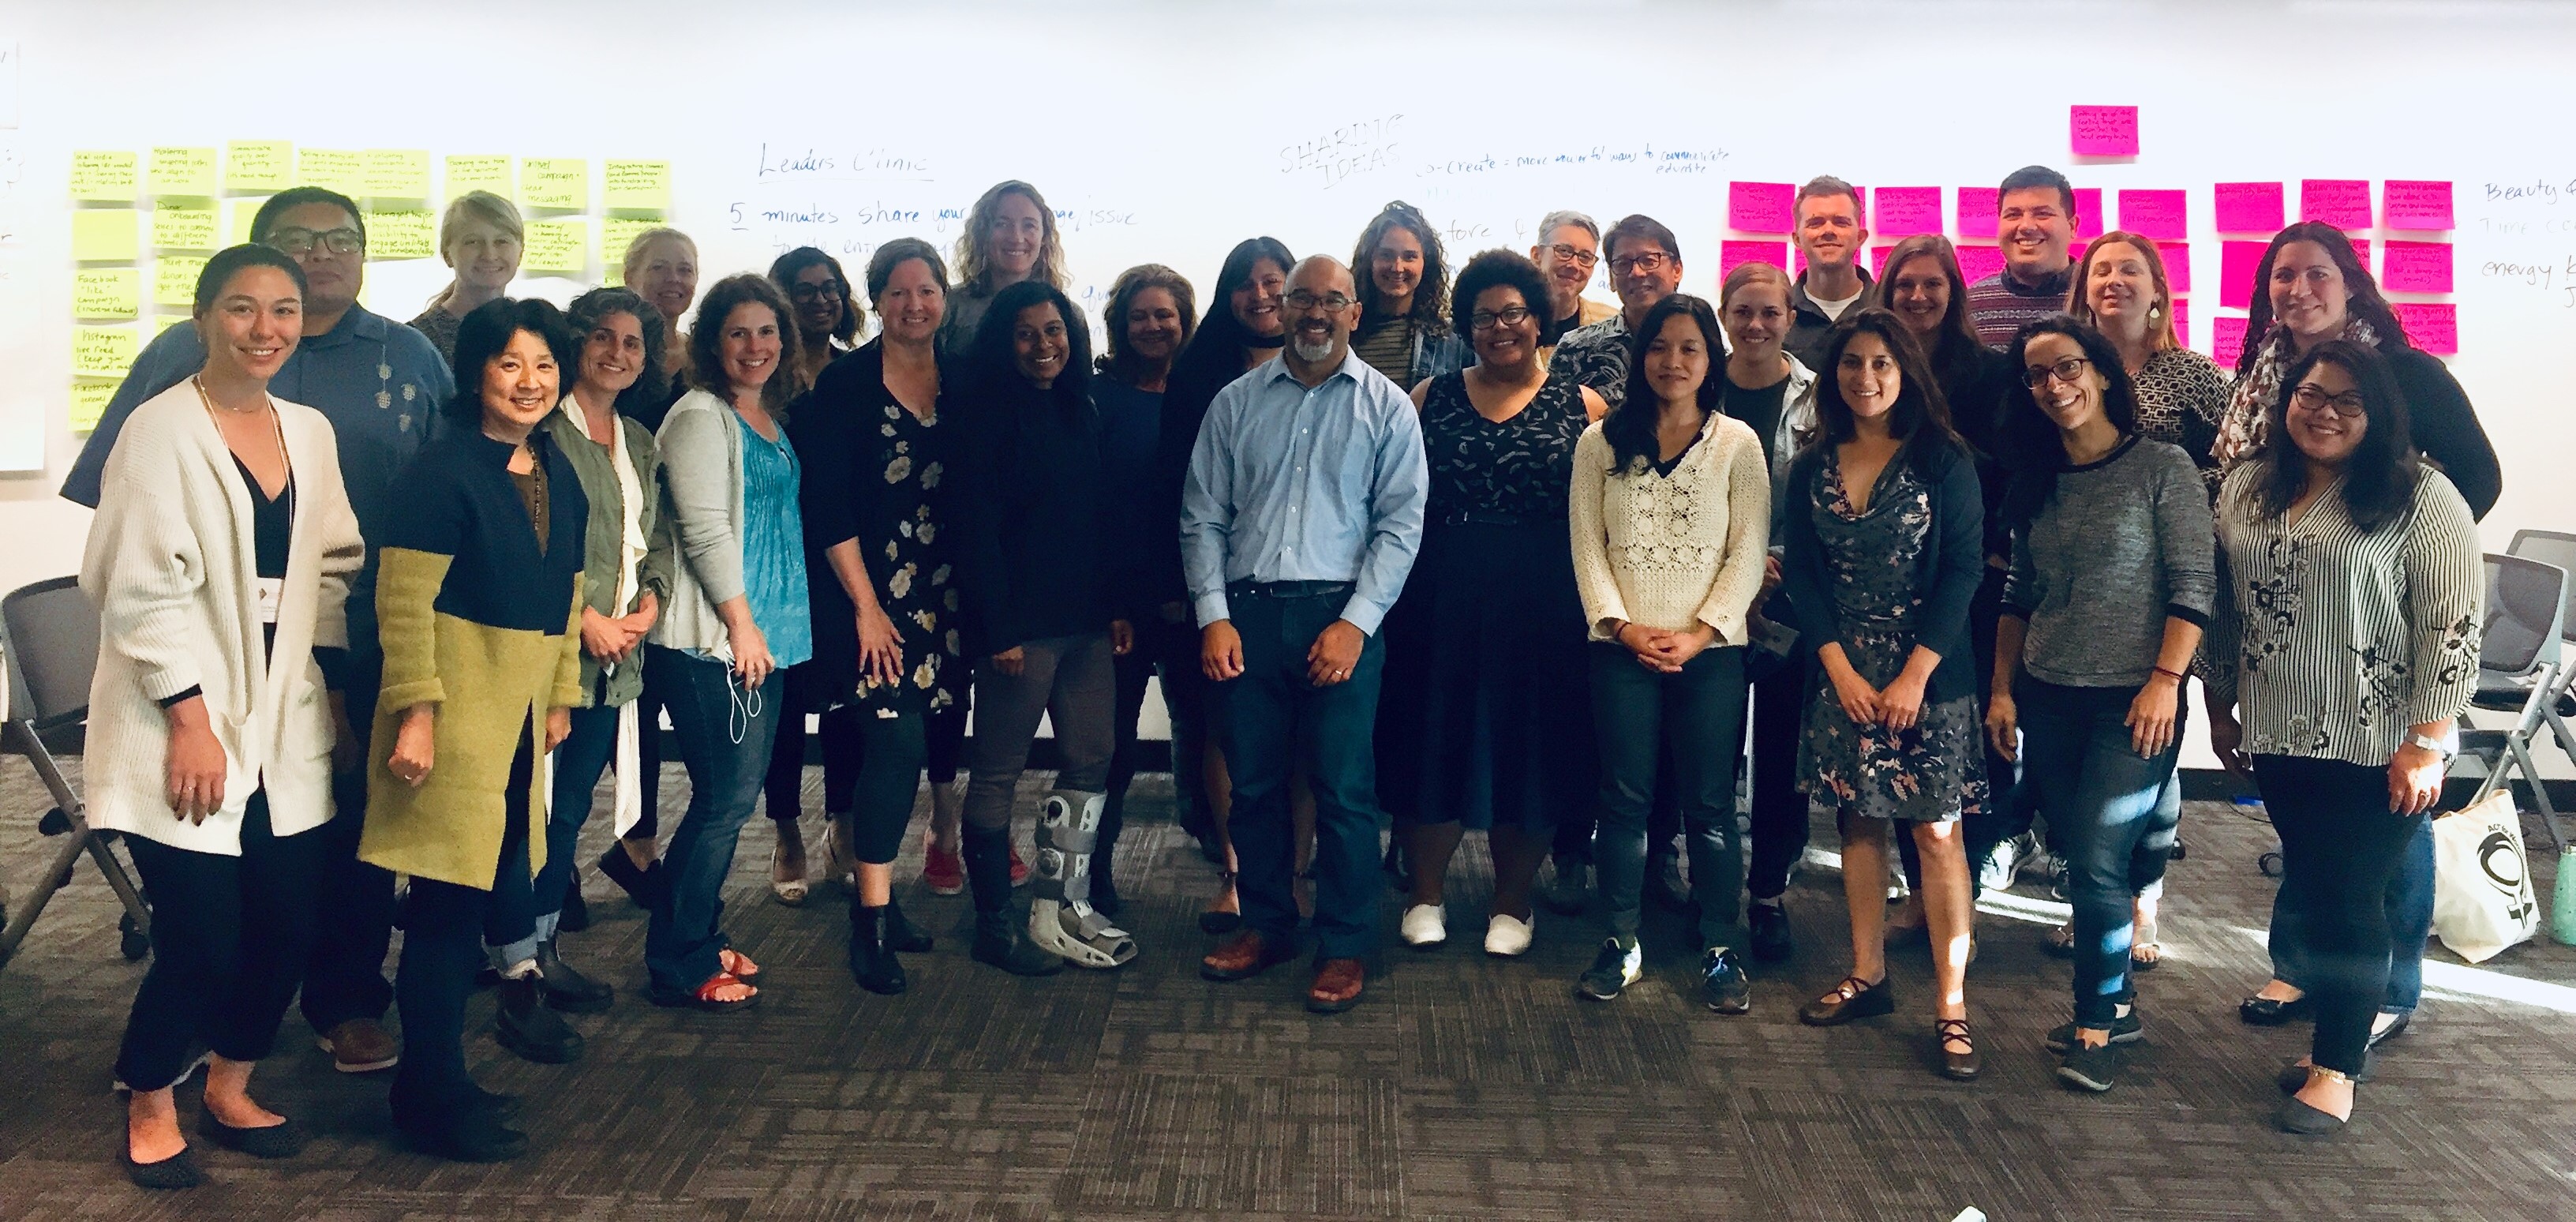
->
<box><xmin>1780</xmin><ymin>309</ymin><xmax>1989</xmax><ymax>1081</ymax></box>
<box><xmin>2207</xmin><ymin>339</ymin><xmax>2481</xmax><ymax>1133</ymax></box>
<box><xmin>1986</xmin><ymin>317</ymin><xmax>2212</xmax><ymax>1093</ymax></box>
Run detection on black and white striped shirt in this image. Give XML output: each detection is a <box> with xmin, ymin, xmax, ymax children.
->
<box><xmin>2207</xmin><ymin>464</ymin><xmax>2484</xmax><ymax>767</ymax></box>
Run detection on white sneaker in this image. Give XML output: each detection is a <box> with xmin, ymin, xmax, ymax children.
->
<box><xmin>1485</xmin><ymin>913</ymin><xmax>1534</xmax><ymax>957</ymax></box>
<box><xmin>1399</xmin><ymin>902</ymin><xmax>1447</xmax><ymax>947</ymax></box>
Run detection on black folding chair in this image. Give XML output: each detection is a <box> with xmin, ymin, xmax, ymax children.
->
<box><xmin>0</xmin><ymin>576</ymin><xmax>152</xmax><ymax>969</ymax></box>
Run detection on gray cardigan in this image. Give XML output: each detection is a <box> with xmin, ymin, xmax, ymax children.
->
<box><xmin>647</xmin><ymin>388</ymin><xmax>747</xmax><ymax>654</ymax></box>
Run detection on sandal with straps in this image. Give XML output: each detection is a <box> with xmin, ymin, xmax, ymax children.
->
<box><xmin>1199</xmin><ymin>872</ymin><xmax>1243</xmax><ymax>935</ymax></box>
<box><xmin>653</xmin><ymin>971</ymin><xmax>759</xmax><ymax>1012</ymax></box>
<box><xmin>1936</xmin><ymin>1018</ymin><xmax>1981</xmax><ymax>1081</ymax></box>
<box><xmin>2131</xmin><ymin>913</ymin><xmax>2162</xmax><ymax>971</ymax></box>
<box><xmin>719</xmin><ymin>948</ymin><xmax>761</xmax><ymax>981</ymax></box>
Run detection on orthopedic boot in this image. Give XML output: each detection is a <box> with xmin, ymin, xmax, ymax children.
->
<box><xmin>1027</xmin><ymin>789</ymin><xmax>1138</xmax><ymax>969</ymax></box>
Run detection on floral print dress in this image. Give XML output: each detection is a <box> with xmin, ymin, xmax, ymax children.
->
<box><xmin>851</xmin><ymin>399</ymin><xmax>965</xmax><ymax>714</ymax></box>
<box><xmin>1795</xmin><ymin>454</ymin><xmax>1989</xmax><ymax>823</ymax></box>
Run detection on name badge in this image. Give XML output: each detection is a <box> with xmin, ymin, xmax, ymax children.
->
<box><xmin>254</xmin><ymin>578</ymin><xmax>283</xmax><ymax>624</ymax></box>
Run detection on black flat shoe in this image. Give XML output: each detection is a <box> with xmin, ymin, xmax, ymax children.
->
<box><xmin>596</xmin><ymin>847</ymin><xmax>668</xmax><ymax>911</ymax></box>
<box><xmin>121</xmin><ymin>1144</ymin><xmax>204</xmax><ymax>1190</ymax></box>
<box><xmin>2274</xmin><ymin>1095</ymin><xmax>2346</xmax><ymax>1135</ymax></box>
<box><xmin>557</xmin><ymin>872</ymin><xmax>593</xmax><ymax>933</ymax></box>
<box><xmin>2238</xmin><ymin>994</ymin><xmax>2312</xmax><ymax>1025</ymax></box>
<box><xmin>2368</xmin><ymin>1012</ymin><xmax>2413</xmax><ymax>1048</ymax></box>
<box><xmin>1798</xmin><ymin>976</ymin><xmax>1895</xmax><ymax>1026</ymax></box>
<box><xmin>196</xmin><ymin>1112</ymin><xmax>307</xmax><ymax>1159</ymax></box>
<box><xmin>1935</xmin><ymin>1018</ymin><xmax>1981</xmax><ymax>1081</ymax></box>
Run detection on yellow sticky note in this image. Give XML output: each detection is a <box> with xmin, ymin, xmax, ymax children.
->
<box><xmin>73</xmin><ymin>209</ymin><xmax>139</xmax><ymax>261</ymax></box>
<box><xmin>446</xmin><ymin>154</ymin><xmax>512</xmax><ymax>197</ymax></box>
<box><xmin>231</xmin><ymin>200</ymin><xmax>264</xmax><ymax>244</ymax></box>
<box><xmin>365</xmin><ymin>148</ymin><xmax>430</xmax><ymax>199</ymax></box>
<box><xmin>524</xmin><ymin>219</ymin><xmax>588</xmax><ymax>274</ymax></box>
<box><xmin>73</xmin><ymin>326</ymin><xmax>140</xmax><ymax>377</ymax></box>
<box><xmin>368</xmin><ymin>209</ymin><xmax>436</xmax><ymax>260</ymax></box>
<box><xmin>225</xmin><ymin>141</ymin><xmax>293</xmax><ymax>193</ymax></box>
<box><xmin>297</xmin><ymin>148</ymin><xmax>364</xmax><ymax>196</ymax></box>
<box><xmin>74</xmin><ymin>269</ymin><xmax>142</xmax><ymax>318</ymax></box>
<box><xmin>155</xmin><ymin>255</ymin><xmax>211</xmax><ymax>308</ymax></box>
<box><xmin>152</xmin><ymin>206</ymin><xmax>220</xmax><ymax>250</ymax></box>
<box><xmin>71</xmin><ymin>381</ymin><xmax>119</xmax><ymax>435</ymax></box>
<box><xmin>604</xmin><ymin>160</ymin><xmax>670</xmax><ymax>212</ymax></box>
<box><xmin>600</xmin><ymin>216</ymin><xmax>661</xmax><ymax>284</ymax></box>
<box><xmin>71</xmin><ymin>151</ymin><xmax>138</xmax><ymax>202</ymax></box>
<box><xmin>150</xmin><ymin>147</ymin><xmax>219</xmax><ymax>198</ymax></box>
<box><xmin>519</xmin><ymin>158</ymin><xmax>588</xmax><ymax>211</ymax></box>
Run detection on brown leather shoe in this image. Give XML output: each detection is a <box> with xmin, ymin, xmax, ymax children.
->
<box><xmin>316</xmin><ymin>1018</ymin><xmax>400</xmax><ymax>1074</ymax></box>
<box><xmin>1201</xmin><ymin>931</ymin><xmax>1296</xmax><ymax>982</ymax></box>
<box><xmin>1305</xmin><ymin>958</ymin><xmax>1365</xmax><ymax>1014</ymax></box>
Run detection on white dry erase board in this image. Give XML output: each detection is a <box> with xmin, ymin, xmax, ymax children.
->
<box><xmin>3</xmin><ymin>0</ymin><xmax>2574</xmax><ymax>611</ymax></box>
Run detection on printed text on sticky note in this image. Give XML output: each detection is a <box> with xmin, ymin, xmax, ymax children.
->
<box><xmin>2069</xmin><ymin>106</ymin><xmax>2139</xmax><ymax>156</ymax></box>
<box><xmin>1728</xmin><ymin>182</ymin><xmax>1795</xmax><ymax>234</ymax></box>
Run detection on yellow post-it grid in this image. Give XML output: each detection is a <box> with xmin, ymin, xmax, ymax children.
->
<box><xmin>150</xmin><ymin>147</ymin><xmax>219</xmax><ymax>198</ymax></box>
<box><xmin>519</xmin><ymin>158</ymin><xmax>588</xmax><ymax>210</ymax></box>
<box><xmin>74</xmin><ymin>269</ymin><xmax>140</xmax><ymax>319</ymax></box>
<box><xmin>73</xmin><ymin>209</ymin><xmax>138</xmax><ymax>261</ymax></box>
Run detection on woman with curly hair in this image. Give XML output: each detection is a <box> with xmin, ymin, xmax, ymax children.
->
<box><xmin>1349</xmin><ymin>200</ymin><xmax>1470</xmax><ymax>388</ymax></box>
<box><xmin>941</xmin><ymin>179</ymin><xmax>1067</xmax><ymax>357</ymax></box>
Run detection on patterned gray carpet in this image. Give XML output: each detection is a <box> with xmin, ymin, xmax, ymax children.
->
<box><xmin>3</xmin><ymin>755</ymin><xmax>2574</xmax><ymax>1220</ymax></box>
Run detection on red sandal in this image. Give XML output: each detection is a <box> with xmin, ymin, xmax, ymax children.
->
<box><xmin>653</xmin><ymin>971</ymin><xmax>758</xmax><ymax>1012</ymax></box>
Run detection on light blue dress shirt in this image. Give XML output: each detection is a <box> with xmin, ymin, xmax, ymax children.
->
<box><xmin>1178</xmin><ymin>347</ymin><xmax>1428</xmax><ymax>635</ymax></box>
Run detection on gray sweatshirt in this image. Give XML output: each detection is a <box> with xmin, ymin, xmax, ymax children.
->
<box><xmin>2003</xmin><ymin>436</ymin><xmax>2216</xmax><ymax>688</ymax></box>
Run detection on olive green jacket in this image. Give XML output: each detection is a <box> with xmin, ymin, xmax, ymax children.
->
<box><xmin>541</xmin><ymin>401</ymin><xmax>673</xmax><ymax>708</ymax></box>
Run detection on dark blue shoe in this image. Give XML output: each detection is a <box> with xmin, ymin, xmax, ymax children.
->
<box><xmin>1700</xmin><ymin>946</ymin><xmax>1750</xmax><ymax>1014</ymax></box>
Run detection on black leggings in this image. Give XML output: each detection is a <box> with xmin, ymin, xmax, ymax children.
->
<box><xmin>763</xmin><ymin>691</ymin><xmax>964</xmax><ymax>830</ymax></box>
<box><xmin>116</xmin><ymin>793</ymin><xmax>328</xmax><ymax>1092</ymax></box>
<box><xmin>391</xmin><ymin>734</ymin><xmax>535</xmax><ymax>1120</ymax></box>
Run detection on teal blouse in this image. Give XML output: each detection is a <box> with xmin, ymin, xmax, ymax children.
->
<box><xmin>737</xmin><ymin>414</ymin><xmax>813</xmax><ymax>668</ymax></box>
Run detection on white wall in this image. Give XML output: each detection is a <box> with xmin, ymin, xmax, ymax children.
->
<box><xmin>6</xmin><ymin>0</ymin><xmax>2574</xmax><ymax>767</ymax></box>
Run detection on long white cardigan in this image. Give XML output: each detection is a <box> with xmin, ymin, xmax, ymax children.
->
<box><xmin>79</xmin><ymin>382</ymin><xmax>365</xmax><ymax>854</ymax></box>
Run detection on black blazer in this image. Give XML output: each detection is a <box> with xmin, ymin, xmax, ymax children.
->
<box><xmin>1778</xmin><ymin>434</ymin><xmax>1986</xmax><ymax>704</ymax></box>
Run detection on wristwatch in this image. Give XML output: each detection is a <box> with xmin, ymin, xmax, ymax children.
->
<box><xmin>2404</xmin><ymin>732</ymin><xmax>2456</xmax><ymax>763</ymax></box>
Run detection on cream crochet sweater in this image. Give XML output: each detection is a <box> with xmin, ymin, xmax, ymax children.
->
<box><xmin>1568</xmin><ymin>412</ymin><xmax>1771</xmax><ymax>644</ymax></box>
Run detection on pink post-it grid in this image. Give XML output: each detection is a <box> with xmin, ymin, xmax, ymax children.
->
<box><xmin>2300</xmin><ymin>179</ymin><xmax>2373</xmax><ymax>231</ymax></box>
<box><xmin>2170</xmin><ymin>298</ymin><xmax>2190</xmax><ymax>348</ymax></box>
<box><xmin>2070</xmin><ymin>105</ymin><xmax>2140</xmax><ymax>156</ymax></box>
<box><xmin>2214</xmin><ymin>316</ymin><xmax>2248</xmax><ymax>369</ymax></box>
<box><xmin>1874</xmin><ymin>187</ymin><xmax>1941</xmax><ymax>237</ymax></box>
<box><xmin>2382</xmin><ymin>241</ymin><xmax>2454</xmax><ymax>293</ymax></box>
<box><xmin>2118</xmin><ymin>189</ymin><xmax>2188</xmax><ymax>240</ymax></box>
<box><xmin>1729</xmin><ymin>182</ymin><xmax>1795</xmax><ymax>233</ymax></box>
<box><xmin>2219</xmin><ymin>242</ymin><xmax>2267</xmax><ymax>309</ymax></box>
<box><xmin>2215</xmin><ymin>182</ymin><xmax>2286</xmax><ymax>234</ymax></box>
<box><xmin>2383</xmin><ymin>181</ymin><xmax>2454</xmax><ymax>231</ymax></box>
<box><xmin>1955</xmin><ymin>244</ymin><xmax>2005</xmax><ymax>284</ymax></box>
<box><xmin>2072</xmin><ymin>187</ymin><xmax>2104</xmax><ymax>239</ymax></box>
<box><xmin>2156</xmin><ymin>241</ymin><xmax>2191</xmax><ymax>294</ymax></box>
<box><xmin>2391</xmin><ymin>302</ymin><xmax>2458</xmax><ymax>354</ymax></box>
<box><xmin>1720</xmin><ymin>240</ymin><xmax>1789</xmax><ymax>281</ymax></box>
<box><xmin>1956</xmin><ymin>187</ymin><xmax>1999</xmax><ymax>238</ymax></box>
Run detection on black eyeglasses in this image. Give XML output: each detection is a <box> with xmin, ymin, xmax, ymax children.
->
<box><xmin>788</xmin><ymin>280</ymin><xmax>845</xmax><ymax>302</ymax></box>
<box><xmin>1608</xmin><ymin>251</ymin><xmax>1670</xmax><ymax>276</ymax></box>
<box><xmin>1283</xmin><ymin>291</ymin><xmax>1354</xmax><ymax>313</ymax></box>
<box><xmin>2021</xmin><ymin>356</ymin><xmax>2091</xmax><ymax>389</ymax></box>
<box><xmin>1470</xmin><ymin>306</ymin><xmax>1533</xmax><ymax>331</ymax></box>
<box><xmin>1544</xmin><ymin>243</ymin><xmax>1597</xmax><ymax>268</ymax></box>
<box><xmin>266</xmin><ymin>227</ymin><xmax>364</xmax><ymax>257</ymax></box>
<box><xmin>2290</xmin><ymin>384</ymin><xmax>2368</xmax><ymax>418</ymax></box>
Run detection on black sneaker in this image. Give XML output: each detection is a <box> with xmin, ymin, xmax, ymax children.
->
<box><xmin>1699</xmin><ymin>946</ymin><xmax>1751</xmax><ymax>1014</ymax></box>
<box><xmin>2057</xmin><ymin>1040</ymin><xmax>2124</xmax><ymax>1093</ymax></box>
<box><xmin>2043</xmin><ymin>1008</ymin><xmax>2144</xmax><ymax>1053</ymax></box>
<box><xmin>1747</xmin><ymin>901</ymin><xmax>1792</xmax><ymax>962</ymax></box>
<box><xmin>1574</xmin><ymin>939</ymin><xmax>1642</xmax><ymax>1001</ymax></box>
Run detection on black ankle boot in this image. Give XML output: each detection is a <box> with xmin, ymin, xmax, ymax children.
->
<box><xmin>964</xmin><ymin>828</ymin><xmax>1061</xmax><ymax>975</ymax></box>
<box><xmin>493</xmin><ymin>974</ymin><xmax>583</xmax><ymax>1063</ymax></box>
<box><xmin>534</xmin><ymin>939</ymin><xmax>614</xmax><ymax>1014</ymax></box>
<box><xmin>557</xmin><ymin>869</ymin><xmax>592</xmax><ymax>933</ymax></box>
<box><xmin>848</xmin><ymin>904</ymin><xmax>908</xmax><ymax>995</ymax></box>
<box><xmin>884</xmin><ymin>899</ymin><xmax>934</xmax><ymax>954</ymax></box>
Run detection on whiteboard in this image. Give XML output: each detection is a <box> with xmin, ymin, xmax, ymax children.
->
<box><xmin>6</xmin><ymin>1</ymin><xmax>2575</xmax><ymax>768</ymax></box>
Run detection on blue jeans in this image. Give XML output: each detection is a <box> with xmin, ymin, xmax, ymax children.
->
<box><xmin>642</xmin><ymin>646</ymin><xmax>779</xmax><ymax>999</ymax></box>
<box><xmin>2269</xmin><ymin>807</ymin><xmax>2434</xmax><ymax>1016</ymax></box>
<box><xmin>2016</xmin><ymin>679</ymin><xmax>2182</xmax><ymax>1026</ymax></box>
<box><xmin>488</xmin><ymin>699</ymin><xmax>620</xmax><ymax>968</ymax></box>
<box><xmin>1214</xmin><ymin>585</ymin><xmax>1386</xmax><ymax>961</ymax></box>
<box><xmin>1591</xmin><ymin>643</ymin><xmax>1747</xmax><ymax>946</ymax></box>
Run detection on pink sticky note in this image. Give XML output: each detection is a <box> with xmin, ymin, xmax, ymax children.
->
<box><xmin>1728</xmin><ymin>182</ymin><xmax>1795</xmax><ymax>234</ymax></box>
<box><xmin>1868</xmin><ymin>246</ymin><xmax>1894</xmax><ymax>277</ymax></box>
<box><xmin>2215</xmin><ymin>182</ymin><xmax>2286</xmax><ymax>234</ymax></box>
<box><xmin>2350</xmin><ymin>238</ymin><xmax>2372</xmax><ymax>271</ymax></box>
<box><xmin>2299</xmin><ymin>179</ymin><xmax>2373</xmax><ymax>231</ymax></box>
<box><xmin>2156</xmin><ymin>241</ymin><xmax>2191</xmax><ymax>294</ymax></box>
<box><xmin>2214</xmin><ymin>317</ymin><xmax>2248</xmax><ymax>369</ymax></box>
<box><xmin>1956</xmin><ymin>187</ymin><xmax>1999</xmax><ymax>238</ymax></box>
<box><xmin>2219</xmin><ymin>242</ymin><xmax>2267</xmax><ymax>309</ymax></box>
<box><xmin>1955</xmin><ymin>244</ymin><xmax>2006</xmax><ymax>284</ymax></box>
<box><xmin>1720</xmin><ymin>239</ymin><xmax>1788</xmax><ymax>281</ymax></box>
<box><xmin>2391</xmin><ymin>302</ymin><xmax>2458</xmax><ymax>354</ymax></box>
<box><xmin>2382</xmin><ymin>241</ymin><xmax>2452</xmax><ymax>293</ymax></box>
<box><xmin>2383</xmin><ymin>180</ymin><xmax>2454</xmax><ymax>231</ymax></box>
<box><xmin>2072</xmin><ymin>187</ymin><xmax>2104</xmax><ymax>239</ymax></box>
<box><xmin>2070</xmin><ymin>105</ymin><xmax>2140</xmax><ymax>156</ymax></box>
<box><xmin>2170</xmin><ymin>298</ymin><xmax>2190</xmax><ymax>348</ymax></box>
<box><xmin>2118</xmin><ymin>189</ymin><xmax>2188</xmax><ymax>240</ymax></box>
<box><xmin>1874</xmin><ymin>186</ymin><xmax>1942</xmax><ymax>238</ymax></box>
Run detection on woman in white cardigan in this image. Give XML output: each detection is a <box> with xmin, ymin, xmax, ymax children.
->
<box><xmin>1567</xmin><ymin>293</ymin><xmax>1771</xmax><ymax>1010</ymax></box>
<box><xmin>81</xmin><ymin>245</ymin><xmax>363</xmax><ymax>1189</ymax></box>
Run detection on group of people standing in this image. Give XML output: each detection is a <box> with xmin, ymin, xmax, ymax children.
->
<box><xmin>62</xmin><ymin>160</ymin><xmax>2497</xmax><ymax>1186</ymax></box>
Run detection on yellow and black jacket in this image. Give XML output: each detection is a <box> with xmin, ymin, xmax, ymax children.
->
<box><xmin>361</xmin><ymin>429</ymin><xmax>586</xmax><ymax>890</ymax></box>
